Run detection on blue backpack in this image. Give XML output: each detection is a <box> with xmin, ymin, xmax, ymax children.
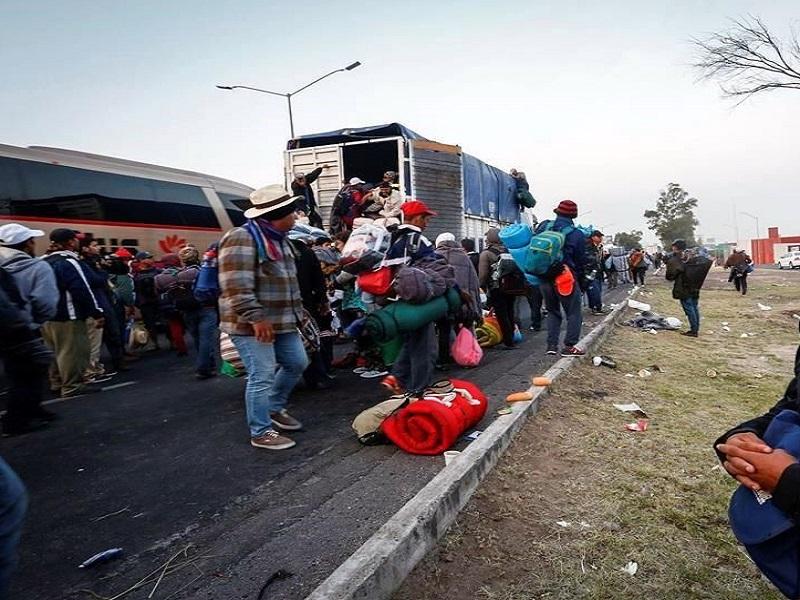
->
<box><xmin>193</xmin><ymin>242</ymin><xmax>220</xmax><ymax>304</ymax></box>
<box><xmin>524</xmin><ymin>221</ymin><xmax>574</xmax><ymax>276</ymax></box>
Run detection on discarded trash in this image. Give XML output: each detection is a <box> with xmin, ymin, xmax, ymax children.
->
<box><xmin>793</xmin><ymin>314</ymin><xmax>800</xmax><ymax>321</ymax></box>
<box><xmin>624</xmin><ymin>373</ymin><xmax>634</xmax><ymax>378</ymax></box>
<box><xmin>592</xmin><ymin>355</ymin><xmax>617</xmax><ymax>368</ymax></box>
<box><xmin>497</xmin><ymin>407</ymin><xmax>513</xmax><ymax>415</ymax></box>
<box><xmin>754</xmin><ymin>373</ymin><xmax>764</xmax><ymax>379</ymax></box>
<box><xmin>628</xmin><ymin>299</ymin><xmax>652</xmax><ymax>312</ymax></box>
<box><xmin>740</xmin><ymin>333</ymin><xmax>749</xmax><ymax>338</ymax></box>
<box><xmin>637</xmin><ymin>369</ymin><xmax>652</xmax><ymax>378</ymax></box>
<box><xmin>708</xmin><ymin>330</ymin><xmax>715</xmax><ymax>334</ymax></box>
<box><xmin>506</xmin><ymin>391</ymin><xmax>533</xmax><ymax>403</ymax></box>
<box><xmin>613</xmin><ymin>403</ymin><xmax>648</xmax><ymax>418</ymax></box>
<box><xmin>532</xmin><ymin>376</ymin><xmax>552</xmax><ymax>387</ymax></box>
<box><xmin>556</xmin><ymin>520</ymin><xmax>571</xmax><ymax>528</ymax></box>
<box><xmin>722</xmin><ymin>321</ymin><xmax>729</xmax><ymax>326</ymax></box>
<box><xmin>443</xmin><ymin>450</ymin><xmax>461</xmax><ymax>466</ymax></box>
<box><xmin>621</xmin><ymin>561</ymin><xmax>639</xmax><ymax>576</ymax></box>
<box><xmin>625</xmin><ymin>419</ymin><xmax>649</xmax><ymax>432</ymax></box>
<box><xmin>707</xmin><ymin>369</ymin><xmax>717</xmax><ymax>378</ymax></box>
<box><xmin>665</xmin><ymin>317</ymin><xmax>682</xmax><ymax>329</ymax></box>
<box><xmin>624</xmin><ymin>311</ymin><xmax>679</xmax><ymax>331</ymax></box>
<box><xmin>79</xmin><ymin>548</ymin><xmax>123</xmax><ymax>569</ymax></box>
<box><xmin>465</xmin><ymin>430</ymin><xmax>482</xmax><ymax>441</ymax></box>
<box><xmin>722</xmin><ymin>326</ymin><xmax>731</xmax><ymax>332</ymax></box>
<box><xmin>647</xmin><ymin>329</ymin><xmax>658</xmax><ymax>335</ymax></box>
<box><xmin>646</xmin><ymin>365</ymin><xmax>662</xmax><ymax>373</ymax></box>
<box><xmin>758</xmin><ymin>303</ymin><xmax>772</xmax><ymax>311</ymax></box>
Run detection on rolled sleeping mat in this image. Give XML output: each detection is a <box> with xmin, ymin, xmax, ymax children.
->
<box><xmin>364</xmin><ymin>288</ymin><xmax>462</xmax><ymax>343</ymax></box>
<box><xmin>499</xmin><ymin>223</ymin><xmax>533</xmax><ymax>250</ymax></box>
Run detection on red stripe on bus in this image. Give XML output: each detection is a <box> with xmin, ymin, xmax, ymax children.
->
<box><xmin>0</xmin><ymin>214</ymin><xmax>223</xmax><ymax>232</ymax></box>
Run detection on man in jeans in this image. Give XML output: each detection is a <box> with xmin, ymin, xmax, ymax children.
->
<box><xmin>219</xmin><ymin>184</ymin><xmax>309</xmax><ymax>450</ymax></box>
<box><xmin>665</xmin><ymin>239</ymin><xmax>712</xmax><ymax>338</ymax></box>
<box><xmin>534</xmin><ymin>200</ymin><xmax>587</xmax><ymax>357</ymax></box>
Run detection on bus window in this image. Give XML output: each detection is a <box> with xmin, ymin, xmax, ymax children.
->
<box><xmin>217</xmin><ymin>192</ymin><xmax>248</xmax><ymax>226</ymax></box>
<box><xmin>0</xmin><ymin>158</ymin><xmax>25</xmax><ymax>209</ymax></box>
<box><xmin>11</xmin><ymin>159</ymin><xmax>219</xmax><ymax>228</ymax></box>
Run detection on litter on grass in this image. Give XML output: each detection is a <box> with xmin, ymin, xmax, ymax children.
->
<box><xmin>556</xmin><ymin>520</ymin><xmax>571</xmax><ymax>528</ymax></box>
<box><xmin>592</xmin><ymin>355</ymin><xmax>617</xmax><ymax>368</ymax></box>
<box><xmin>627</xmin><ymin>299</ymin><xmax>651</xmax><ymax>311</ymax></box>
<box><xmin>621</xmin><ymin>561</ymin><xmax>639</xmax><ymax>576</ymax></box>
<box><xmin>613</xmin><ymin>403</ymin><xmax>648</xmax><ymax>418</ymax></box>
<box><xmin>707</xmin><ymin>369</ymin><xmax>718</xmax><ymax>378</ymax></box>
<box><xmin>625</xmin><ymin>419</ymin><xmax>649</xmax><ymax>432</ymax></box>
<box><xmin>722</xmin><ymin>326</ymin><xmax>731</xmax><ymax>332</ymax></box>
<box><xmin>758</xmin><ymin>303</ymin><xmax>772</xmax><ymax>311</ymax></box>
<box><xmin>465</xmin><ymin>430</ymin><xmax>482</xmax><ymax>441</ymax></box>
<box><xmin>624</xmin><ymin>311</ymin><xmax>679</xmax><ymax>331</ymax></box>
<box><xmin>637</xmin><ymin>369</ymin><xmax>652</xmax><ymax>378</ymax></box>
<box><xmin>740</xmin><ymin>333</ymin><xmax>749</xmax><ymax>338</ymax></box>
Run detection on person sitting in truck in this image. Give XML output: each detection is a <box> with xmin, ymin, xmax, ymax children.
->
<box><xmin>359</xmin><ymin>182</ymin><xmax>403</xmax><ymax>227</ymax></box>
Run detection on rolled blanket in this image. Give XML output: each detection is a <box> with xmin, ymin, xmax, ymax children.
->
<box><xmin>381</xmin><ymin>379</ymin><xmax>488</xmax><ymax>455</ymax></box>
<box><xmin>364</xmin><ymin>287</ymin><xmax>462</xmax><ymax>343</ymax></box>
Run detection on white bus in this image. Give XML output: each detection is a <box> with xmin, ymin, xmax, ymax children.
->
<box><xmin>0</xmin><ymin>144</ymin><xmax>253</xmax><ymax>256</ymax></box>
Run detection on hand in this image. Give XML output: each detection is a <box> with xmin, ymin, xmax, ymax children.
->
<box><xmin>719</xmin><ymin>446</ymin><xmax>797</xmax><ymax>493</ymax></box>
<box><xmin>321</xmin><ymin>164</ymin><xmax>329</xmax><ymax>169</ymax></box>
<box><xmin>717</xmin><ymin>432</ymin><xmax>772</xmax><ymax>490</ymax></box>
<box><xmin>94</xmin><ymin>317</ymin><xmax>105</xmax><ymax>329</ymax></box>
<box><xmin>252</xmin><ymin>321</ymin><xmax>275</xmax><ymax>344</ymax></box>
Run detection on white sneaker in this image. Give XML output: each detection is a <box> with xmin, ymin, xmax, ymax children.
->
<box><xmin>360</xmin><ymin>369</ymin><xmax>389</xmax><ymax>379</ymax></box>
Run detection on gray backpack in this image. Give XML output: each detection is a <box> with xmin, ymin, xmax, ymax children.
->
<box><xmin>394</xmin><ymin>266</ymin><xmax>446</xmax><ymax>304</ymax></box>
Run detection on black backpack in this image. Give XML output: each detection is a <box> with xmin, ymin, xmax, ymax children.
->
<box><xmin>489</xmin><ymin>248</ymin><xmax>528</xmax><ymax>296</ymax></box>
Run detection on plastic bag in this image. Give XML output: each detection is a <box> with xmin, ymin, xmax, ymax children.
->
<box><xmin>451</xmin><ymin>327</ymin><xmax>483</xmax><ymax>367</ymax></box>
<box><xmin>340</xmin><ymin>223</ymin><xmax>390</xmax><ymax>262</ymax></box>
<box><xmin>127</xmin><ymin>320</ymin><xmax>149</xmax><ymax>351</ymax></box>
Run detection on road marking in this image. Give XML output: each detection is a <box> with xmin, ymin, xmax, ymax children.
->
<box><xmin>101</xmin><ymin>381</ymin><xmax>138</xmax><ymax>392</ymax></box>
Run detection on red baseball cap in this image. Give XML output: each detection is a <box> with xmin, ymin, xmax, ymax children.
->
<box><xmin>114</xmin><ymin>247</ymin><xmax>133</xmax><ymax>259</ymax></box>
<box><xmin>400</xmin><ymin>200</ymin><xmax>437</xmax><ymax>218</ymax></box>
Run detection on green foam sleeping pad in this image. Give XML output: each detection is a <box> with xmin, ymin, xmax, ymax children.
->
<box><xmin>365</xmin><ymin>288</ymin><xmax>462</xmax><ymax>343</ymax></box>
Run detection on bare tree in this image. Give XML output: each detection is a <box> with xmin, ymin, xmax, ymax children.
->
<box><xmin>693</xmin><ymin>16</ymin><xmax>800</xmax><ymax>102</ymax></box>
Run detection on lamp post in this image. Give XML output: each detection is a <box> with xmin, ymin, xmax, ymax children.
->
<box><xmin>217</xmin><ymin>61</ymin><xmax>361</xmax><ymax>139</ymax></box>
<box><xmin>740</xmin><ymin>211</ymin><xmax>760</xmax><ymax>239</ymax></box>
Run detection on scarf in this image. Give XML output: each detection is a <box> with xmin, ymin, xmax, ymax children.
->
<box><xmin>244</xmin><ymin>219</ymin><xmax>286</xmax><ymax>263</ymax></box>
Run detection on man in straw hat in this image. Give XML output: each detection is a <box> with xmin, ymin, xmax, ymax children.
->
<box><xmin>218</xmin><ymin>184</ymin><xmax>309</xmax><ymax>450</ymax></box>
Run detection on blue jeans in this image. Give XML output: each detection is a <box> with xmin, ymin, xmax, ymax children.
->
<box><xmin>231</xmin><ymin>332</ymin><xmax>309</xmax><ymax>437</ymax></box>
<box><xmin>540</xmin><ymin>280</ymin><xmax>584</xmax><ymax>348</ymax></box>
<box><xmin>680</xmin><ymin>296</ymin><xmax>700</xmax><ymax>333</ymax></box>
<box><xmin>392</xmin><ymin>322</ymin><xmax>435</xmax><ymax>396</ymax></box>
<box><xmin>0</xmin><ymin>458</ymin><xmax>26</xmax><ymax>600</ymax></box>
<box><xmin>184</xmin><ymin>307</ymin><xmax>219</xmax><ymax>374</ymax></box>
<box><xmin>586</xmin><ymin>278</ymin><xmax>603</xmax><ymax>311</ymax></box>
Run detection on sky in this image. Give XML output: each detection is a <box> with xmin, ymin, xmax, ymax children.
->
<box><xmin>1</xmin><ymin>0</ymin><xmax>798</xmax><ymax>245</ymax></box>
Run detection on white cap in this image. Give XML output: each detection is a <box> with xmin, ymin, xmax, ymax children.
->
<box><xmin>349</xmin><ymin>177</ymin><xmax>365</xmax><ymax>185</ymax></box>
<box><xmin>435</xmin><ymin>232</ymin><xmax>456</xmax><ymax>247</ymax></box>
<box><xmin>0</xmin><ymin>223</ymin><xmax>45</xmax><ymax>246</ymax></box>
<box><xmin>294</xmin><ymin>171</ymin><xmax>305</xmax><ymax>179</ymax></box>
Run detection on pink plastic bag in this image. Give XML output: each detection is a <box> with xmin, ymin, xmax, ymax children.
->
<box><xmin>450</xmin><ymin>327</ymin><xmax>483</xmax><ymax>368</ymax></box>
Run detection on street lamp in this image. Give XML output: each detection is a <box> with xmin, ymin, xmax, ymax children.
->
<box><xmin>216</xmin><ymin>61</ymin><xmax>361</xmax><ymax>139</ymax></box>
<box><xmin>739</xmin><ymin>211</ymin><xmax>760</xmax><ymax>239</ymax></box>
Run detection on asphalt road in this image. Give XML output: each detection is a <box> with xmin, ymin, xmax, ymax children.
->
<box><xmin>1</xmin><ymin>284</ymin><xmax>632</xmax><ymax>600</ymax></box>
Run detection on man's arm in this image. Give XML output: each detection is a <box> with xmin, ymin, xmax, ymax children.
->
<box><xmin>664</xmin><ymin>256</ymin><xmax>682</xmax><ymax>281</ymax></box>
<box><xmin>65</xmin><ymin>259</ymin><xmax>103</xmax><ymax>318</ymax></box>
<box><xmin>218</xmin><ymin>229</ymin><xmax>267</xmax><ymax>324</ymax></box>
<box><xmin>305</xmin><ymin>166</ymin><xmax>324</xmax><ymax>185</ymax></box>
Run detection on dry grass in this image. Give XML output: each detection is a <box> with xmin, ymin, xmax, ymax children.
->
<box><xmin>395</xmin><ymin>268</ymin><xmax>800</xmax><ymax>600</ymax></box>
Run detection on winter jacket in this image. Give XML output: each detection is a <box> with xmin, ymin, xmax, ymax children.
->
<box><xmin>665</xmin><ymin>252</ymin><xmax>711</xmax><ymax>299</ymax></box>
<box><xmin>0</xmin><ymin>275</ymin><xmax>40</xmax><ymax>350</ymax></box>
<box><xmin>585</xmin><ymin>241</ymin><xmax>603</xmax><ymax>275</ymax></box>
<box><xmin>725</xmin><ymin>251</ymin><xmax>752</xmax><ymax>272</ymax></box>
<box><xmin>81</xmin><ymin>256</ymin><xmax>117</xmax><ymax>316</ymax></box>
<box><xmin>290</xmin><ymin>240</ymin><xmax>327</xmax><ymax>316</ymax></box>
<box><xmin>437</xmin><ymin>241</ymin><xmax>482</xmax><ymax>319</ymax></box>
<box><xmin>218</xmin><ymin>226</ymin><xmax>303</xmax><ymax>336</ymax></box>
<box><xmin>42</xmin><ymin>251</ymin><xmax>104</xmax><ymax>321</ymax></box>
<box><xmin>477</xmin><ymin>242</ymin><xmax>506</xmax><ymax>290</ymax></box>
<box><xmin>292</xmin><ymin>167</ymin><xmax>323</xmax><ymax>215</ymax></box>
<box><xmin>715</xmin><ymin>345</ymin><xmax>800</xmax><ymax>520</ymax></box>
<box><xmin>629</xmin><ymin>250</ymin><xmax>645</xmax><ymax>270</ymax></box>
<box><xmin>386</xmin><ymin>224</ymin><xmax>435</xmax><ymax>264</ymax></box>
<box><xmin>535</xmin><ymin>217</ymin><xmax>588</xmax><ymax>283</ymax></box>
<box><xmin>0</xmin><ymin>247</ymin><xmax>58</xmax><ymax>327</ymax></box>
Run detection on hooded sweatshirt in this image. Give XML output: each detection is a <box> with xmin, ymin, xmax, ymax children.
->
<box><xmin>0</xmin><ymin>246</ymin><xmax>58</xmax><ymax>327</ymax></box>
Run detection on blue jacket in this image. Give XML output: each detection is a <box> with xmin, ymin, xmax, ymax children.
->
<box><xmin>386</xmin><ymin>225</ymin><xmax>436</xmax><ymax>264</ymax></box>
<box><xmin>536</xmin><ymin>216</ymin><xmax>588</xmax><ymax>283</ymax></box>
<box><xmin>43</xmin><ymin>251</ymin><xmax>104</xmax><ymax>321</ymax></box>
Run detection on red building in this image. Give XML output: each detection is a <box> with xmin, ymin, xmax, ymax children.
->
<box><xmin>751</xmin><ymin>227</ymin><xmax>800</xmax><ymax>264</ymax></box>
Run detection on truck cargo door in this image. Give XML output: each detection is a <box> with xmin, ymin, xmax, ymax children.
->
<box><xmin>284</xmin><ymin>144</ymin><xmax>343</xmax><ymax>226</ymax></box>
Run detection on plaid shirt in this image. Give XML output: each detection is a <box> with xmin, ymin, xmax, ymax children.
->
<box><xmin>218</xmin><ymin>227</ymin><xmax>303</xmax><ymax>336</ymax></box>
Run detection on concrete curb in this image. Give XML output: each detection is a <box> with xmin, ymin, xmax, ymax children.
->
<box><xmin>306</xmin><ymin>295</ymin><xmax>634</xmax><ymax>600</ymax></box>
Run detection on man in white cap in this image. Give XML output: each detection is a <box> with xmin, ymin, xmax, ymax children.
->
<box><xmin>218</xmin><ymin>185</ymin><xmax>309</xmax><ymax>450</ymax></box>
<box><xmin>0</xmin><ymin>223</ymin><xmax>59</xmax><ymax>435</ymax></box>
<box><xmin>291</xmin><ymin>165</ymin><xmax>328</xmax><ymax>229</ymax></box>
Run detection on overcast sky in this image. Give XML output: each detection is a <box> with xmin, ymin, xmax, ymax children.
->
<box><xmin>1</xmin><ymin>0</ymin><xmax>798</xmax><ymax>244</ymax></box>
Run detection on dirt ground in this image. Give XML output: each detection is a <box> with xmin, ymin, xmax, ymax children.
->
<box><xmin>395</xmin><ymin>267</ymin><xmax>800</xmax><ymax>600</ymax></box>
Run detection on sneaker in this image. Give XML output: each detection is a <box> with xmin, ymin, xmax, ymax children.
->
<box><xmin>353</xmin><ymin>367</ymin><xmax>369</xmax><ymax>374</ymax></box>
<box><xmin>270</xmin><ymin>409</ymin><xmax>303</xmax><ymax>431</ymax></box>
<box><xmin>381</xmin><ymin>375</ymin><xmax>404</xmax><ymax>395</ymax></box>
<box><xmin>546</xmin><ymin>346</ymin><xmax>558</xmax><ymax>355</ymax></box>
<box><xmin>84</xmin><ymin>374</ymin><xmax>113</xmax><ymax>384</ymax></box>
<box><xmin>681</xmin><ymin>330</ymin><xmax>699</xmax><ymax>338</ymax></box>
<box><xmin>591</xmin><ymin>309</ymin><xmax>609</xmax><ymax>316</ymax></box>
<box><xmin>528</xmin><ymin>325</ymin><xmax>541</xmax><ymax>332</ymax></box>
<box><xmin>561</xmin><ymin>346</ymin><xmax>586</xmax><ymax>357</ymax></box>
<box><xmin>250</xmin><ymin>429</ymin><xmax>296</xmax><ymax>450</ymax></box>
<box><xmin>360</xmin><ymin>369</ymin><xmax>389</xmax><ymax>379</ymax></box>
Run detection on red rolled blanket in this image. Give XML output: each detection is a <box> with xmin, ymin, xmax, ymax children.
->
<box><xmin>380</xmin><ymin>379</ymin><xmax>488</xmax><ymax>455</ymax></box>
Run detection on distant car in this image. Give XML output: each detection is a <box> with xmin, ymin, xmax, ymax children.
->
<box><xmin>777</xmin><ymin>251</ymin><xmax>800</xmax><ymax>269</ymax></box>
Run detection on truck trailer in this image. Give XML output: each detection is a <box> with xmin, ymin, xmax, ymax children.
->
<box><xmin>284</xmin><ymin>123</ymin><xmax>534</xmax><ymax>244</ymax></box>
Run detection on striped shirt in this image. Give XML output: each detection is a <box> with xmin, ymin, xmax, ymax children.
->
<box><xmin>218</xmin><ymin>227</ymin><xmax>303</xmax><ymax>336</ymax></box>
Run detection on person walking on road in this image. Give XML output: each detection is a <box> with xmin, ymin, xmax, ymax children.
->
<box><xmin>478</xmin><ymin>228</ymin><xmax>517</xmax><ymax>348</ymax></box>
<box><xmin>0</xmin><ymin>224</ymin><xmax>59</xmax><ymax>435</ymax></box>
<box><xmin>725</xmin><ymin>249</ymin><xmax>753</xmax><ymax>295</ymax></box>
<box><xmin>219</xmin><ymin>184</ymin><xmax>309</xmax><ymax>450</ymax></box>
<box><xmin>535</xmin><ymin>200</ymin><xmax>587</xmax><ymax>357</ymax></box>
<box><xmin>41</xmin><ymin>229</ymin><xmax>105</xmax><ymax>398</ymax></box>
<box><xmin>291</xmin><ymin>166</ymin><xmax>327</xmax><ymax>229</ymax></box>
<box><xmin>628</xmin><ymin>248</ymin><xmax>647</xmax><ymax>286</ymax></box>
<box><xmin>665</xmin><ymin>239</ymin><xmax>712</xmax><ymax>338</ymax></box>
<box><xmin>585</xmin><ymin>230</ymin><xmax>606</xmax><ymax>315</ymax></box>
